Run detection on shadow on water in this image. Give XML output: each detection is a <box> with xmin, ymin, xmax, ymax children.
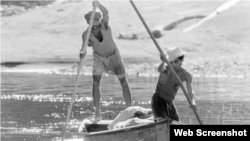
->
<box><xmin>1</xmin><ymin>62</ymin><xmax>27</xmax><ymax>68</ymax></box>
<box><xmin>1</xmin><ymin>61</ymin><xmax>78</xmax><ymax>68</ymax></box>
<box><xmin>1</xmin><ymin>72</ymin><xmax>250</xmax><ymax>141</ymax></box>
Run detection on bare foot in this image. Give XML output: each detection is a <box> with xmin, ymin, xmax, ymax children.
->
<box><xmin>91</xmin><ymin>115</ymin><xmax>102</xmax><ymax>123</ymax></box>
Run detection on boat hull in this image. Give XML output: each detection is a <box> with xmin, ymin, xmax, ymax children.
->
<box><xmin>82</xmin><ymin>119</ymin><xmax>171</xmax><ymax>141</ymax></box>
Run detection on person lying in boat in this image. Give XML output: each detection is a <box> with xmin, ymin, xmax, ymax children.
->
<box><xmin>78</xmin><ymin>106</ymin><xmax>165</xmax><ymax>132</ymax></box>
<box><xmin>108</xmin><ymin>106</ymin><xmax>163</xmax><ymax>130</ymax></box>
<box><xmin>79</xmin><ymin>1</ymin><xmax>132</xmax><ymax>122</ymax></box>
<box><xmin>151</xmin><ymin>47</ymin><xmax>197</xmax><ymax>122</ymax></box>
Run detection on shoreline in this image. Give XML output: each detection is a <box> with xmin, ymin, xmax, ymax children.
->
<box><xmin>1</xmin><ymin>60</ymin><xmax>249</xmax><ymax>78</ymax></box>
<box><xmin>1</xmin><ymin>69</ymin><xmax>248</xmax><ymax>79</ymax></box>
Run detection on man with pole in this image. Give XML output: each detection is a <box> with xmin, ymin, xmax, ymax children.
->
<box><xmin>129</xmin><ymin>0</ymin><xmax>203</xmax><ymax>124</ymax></box>
<box><xmin>62</xmin><ymin>1</ymin><xmax>99</xmax><ymax>140</ymax></box>
<box><xmin>152</xmin><ymin>47</ymin><xmax>197</xmax><ymax>122</ymax></box>
<box><xmin>80</xmin><ymin>1</ymin><xmax>132</xmax><ymax>121</ymax></box>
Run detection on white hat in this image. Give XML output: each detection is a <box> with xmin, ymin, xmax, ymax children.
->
<box><xmin>166</xmin><ymin>47</ymin><xmax>186</xmax><ymax>62</ymax></box>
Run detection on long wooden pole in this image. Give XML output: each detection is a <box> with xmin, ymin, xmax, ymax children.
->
<box><xmin>129</xmin><ymin>0</ymin><xmax>203</xmax><ymax>125</ymax></box>
<box><xmin>61</xmin><ymin>4</ymin><xmax>98</xmax><ymax>141</ymax></box>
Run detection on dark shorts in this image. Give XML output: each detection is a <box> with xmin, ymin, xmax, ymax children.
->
<box><xmin>151</xmin><ymin>93</ymin><xmax>179</xmax><ymax>121</ymax></box>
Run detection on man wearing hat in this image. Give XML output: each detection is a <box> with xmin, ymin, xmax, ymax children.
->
<box><xmin>151</xmin><ymin>47</ymin><xmax>197</xmax><ymax>122</ymax></box>
<box><xmin>79</xmin><ymin>1</ymin><xmax>132</xmax><ymax>121</ymax></box>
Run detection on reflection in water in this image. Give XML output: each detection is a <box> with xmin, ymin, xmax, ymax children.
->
<box><xmin>1</xmin><ymin>72</ymin><xmax>250</xmax><ymax>141</ymax></box>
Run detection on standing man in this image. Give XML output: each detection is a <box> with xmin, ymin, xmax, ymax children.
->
<box><xmin>151</xmin><ymin>47</ymin><xmax>197</xmax><ymax>122</ymax></box>
<box><xmin>80</xmin><ymin>1</ymin><xmax>132</xmax><ymax>121</ymax></box>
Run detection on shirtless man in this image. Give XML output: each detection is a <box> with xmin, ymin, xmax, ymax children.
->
<box><xmin>151</xmin><ymin>47</ymin><xmax>197</xmax><ymax>121</ymax></box>
<box><xmin>80</xmin><ymin>1</ymin><xmax>132</xmax><ymax>121</ymax></box>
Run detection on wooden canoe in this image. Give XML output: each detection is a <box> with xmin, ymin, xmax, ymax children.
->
<box><xmin>78</xmin><ymin>111</ymin><xmax>182</xmax><ymax>141</ymax></box>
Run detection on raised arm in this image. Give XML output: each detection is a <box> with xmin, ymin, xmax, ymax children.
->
<box><xmin>185</xmin><ymin>72</ymin><xmax>197</xmax><ymax>107</ymax></box>
<box><xmin>158</xmin><ymin>62</ymin><xmax>166</xmax><ymax>72</ymax></box>
<box><xmin>79</xmin><ymin>31</ymin><xmax>92</xmax><ymax>59</ymax></box>
<box><xmin>93</xmin><ymin>1</ymin><xmax>109</xmax><ymax>28</ymax></box>
<box><xmin>158</xmin><ymin>53</ymin><xmax>166</xmax><ymax>72</ymax></box>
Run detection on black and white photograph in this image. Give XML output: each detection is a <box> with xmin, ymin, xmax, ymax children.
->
<box><xmin>1</xmin><ymin>0</ymin><xmax>250</xmax><ymax>140</ymax></box>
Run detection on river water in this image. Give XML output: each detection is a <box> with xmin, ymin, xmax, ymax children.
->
<box><xmin>1</xmin><ymin>72</ymin><xmax>250</xmax><ymax>141</ymax></box>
